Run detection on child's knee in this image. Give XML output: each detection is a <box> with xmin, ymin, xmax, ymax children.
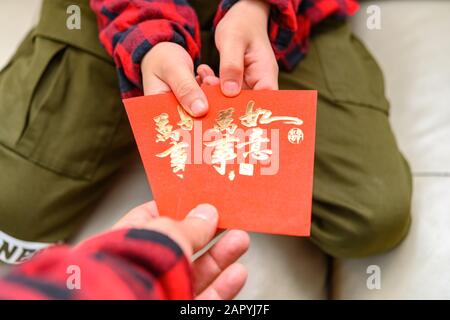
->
<box><xmin>312</xmin><ymin>183</ymin><xmax>412</xmax><ymax>258</ymax></box>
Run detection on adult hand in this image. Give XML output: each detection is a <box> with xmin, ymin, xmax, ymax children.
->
<box><xmin>113</xmin><ymin>201</ymin><xmax>250</xmax><ymax>300</ymax></box>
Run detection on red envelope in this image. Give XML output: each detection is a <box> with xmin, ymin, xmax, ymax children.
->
<box><xmin>123</xmin><ymin>86</ymin><xmax>317</xmax><ymax>236</ymax></box>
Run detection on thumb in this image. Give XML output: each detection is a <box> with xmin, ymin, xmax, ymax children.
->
<box><xmin>218</xmin><ymin>39</ymin><xmax>245</xmax><ymax>97</ymax></box>
<box><xmin>165</xmin><ymin>64</ymin><xmax>209</xmax><ymax>117</ymax></box>
<box><xmin>177</xmin><ymin>204</ymin><xmax>219</xmax><ymax>253</ymax></box>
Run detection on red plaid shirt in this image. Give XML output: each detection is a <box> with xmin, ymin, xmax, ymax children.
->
<box><xmin>90</xmin><ymin>0</ymin><xmax>359</xmax><ymax>98</ymax></box>
<box><xmin>0</xmin><ymin>229</ymin><xmax>192</xmax><ymax>299</ymax></box>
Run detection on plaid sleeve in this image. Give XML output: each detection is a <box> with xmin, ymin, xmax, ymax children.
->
<box><xmin>214</xmin><ymin>0</ymin><xmax>359</xmax><ymax>71</ymax></box>
<box><xmin>90</xmin><ymin>0</ymin><xmax>201</xmax><ymax>98</ymax></box>
<box><xmin>0</xmin><ymin>229</ymin><xmax>193</xmax><ymax>299</ymax></box>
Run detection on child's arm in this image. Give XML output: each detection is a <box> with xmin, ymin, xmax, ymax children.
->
<box><xmin>89</xmin><ymin>0</ymin><xmax>201</xmax><ymax>96</ymax></box>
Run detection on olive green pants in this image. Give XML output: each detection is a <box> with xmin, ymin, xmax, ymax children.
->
<box><xmin>0</xmin><ymin>0</ymin><xmax>411</xmax><ymax>260</ymax></box>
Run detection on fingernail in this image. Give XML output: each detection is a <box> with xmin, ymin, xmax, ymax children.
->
<box><xmin>188</xmin><ymin>204</ymin><xmax>218</xmax><ymax>221</ymax></box>
<box><xmin>190</xmin><ymin>99</ymin><xmax>207</xmax><ymax>116</ymax></box>
<box><xmin>223</xmin><ymin>81</ymin><xmax>239</xmax><ymax>94</ymax></box>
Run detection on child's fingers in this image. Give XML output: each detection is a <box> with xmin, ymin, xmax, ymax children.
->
<box><xmin>217</xmin><ymin>38</ymin><xmax>245</xmax><ymax>97</ymax></box>
<box><xmin>197</xmin><ymin>65</ymin><xmax>220</xmax><ymax>86</ymax></box>
<box><xmin>197</xmin><ymin>64</ymin><xmax>216</xmax><ymax>79</ymax></box>
<box><xmin>250</xmin><ymin>52</ymin><xmax>279</xmax><ymax>91</ymax></box>
<box><xmin>203</xmin><ymin>76</ymin><xmax>220</xmax><ymax>86</ymax></box>
<box><xmin>245</xmin><ymin>47</ymin><xmax>278</xmax><ymax>90</ymax></box>
<box><xmin>251</xmin><ymin>71</ymin><xmax>279</xmax><ymax>91</ymax></box>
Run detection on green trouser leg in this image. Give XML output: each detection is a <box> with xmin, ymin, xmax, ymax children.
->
<box><xmin>285</xmin><ymin>22</ymin><xmax>412</xmax><ymax>258</ymax></box>
<box><xmin>0</xmin><ymin>0</ymin><xmax>411</xmax><ymax>263</ymax></box>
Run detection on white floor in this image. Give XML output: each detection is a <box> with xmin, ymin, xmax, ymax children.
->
<box><xmin>1</xmin><ymin>1</ymin><xmax>449</xmax><ymax>299</ymax></box>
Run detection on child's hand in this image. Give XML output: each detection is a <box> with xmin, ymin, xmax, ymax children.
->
<box><xmin>141</xmin><ymin>42</ymin><xmax>208</xmax><ymax>117</ymax></box>
<box><xmin>215</xmin><ymin>0</ymin><xmax>278</xmax><ymax>96</ymax></box>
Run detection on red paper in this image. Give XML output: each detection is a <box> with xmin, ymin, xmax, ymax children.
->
<box><xmin>123</xmin><ymin>86</ymin><xmax>317</xmax><ymax>236</ymax></box>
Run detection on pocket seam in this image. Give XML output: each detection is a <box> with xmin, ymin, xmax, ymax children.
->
<box><xmin>14</xmin><ymin>46</ymin><xmax>123</xmax><ymax>181</ymax></box>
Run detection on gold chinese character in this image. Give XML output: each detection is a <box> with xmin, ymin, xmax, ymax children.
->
<box><xmin>259</xmin><ymin>109</ymin><xmax>303</xmax><ymax>126</ymax></box>
<box><xmin>154</xmin><ymin>112</ymin><xmax>189</xmax><ymax>178</ymax></box>
<box><xmin>156</xmin><ymin>140</ymin><xmax>189</xmax><ymax>178</ymax></box>
<box><xmin>237</xmin><ymin>127</ymin><xmax>272</xmax><ymax>161</ymax></box>
<box><xmin>239</xmin><ymin>101</ymin><xmax>265</xmax><ymax>127</ymax></box>
<box><xmin>205</xmin><ymin>108</ymin><xmax>241</xmax><ymax>177</ymax></box>
<box><xmin>239</xmin><ymin>100</ymin><xmax>303</xmax><ymax>127</ymax></box>
<box><xmin>176</xmin><ymin>105</ymin><xmax>193</xmax><ymax>131</ymax></box>
<box><xmin>205</xmin><ymin>134</ymin><xmax>239</xmax><ymax>176</ymax></box>
<box><xmin>154</xmin><ymin>113</ymin><xmax>175</xmax><ymax>142</ymax></box>
<box><xmin>214</xmin><ymin>108</ymin><xmax>237</xmax><ymax>133</ymax></box>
